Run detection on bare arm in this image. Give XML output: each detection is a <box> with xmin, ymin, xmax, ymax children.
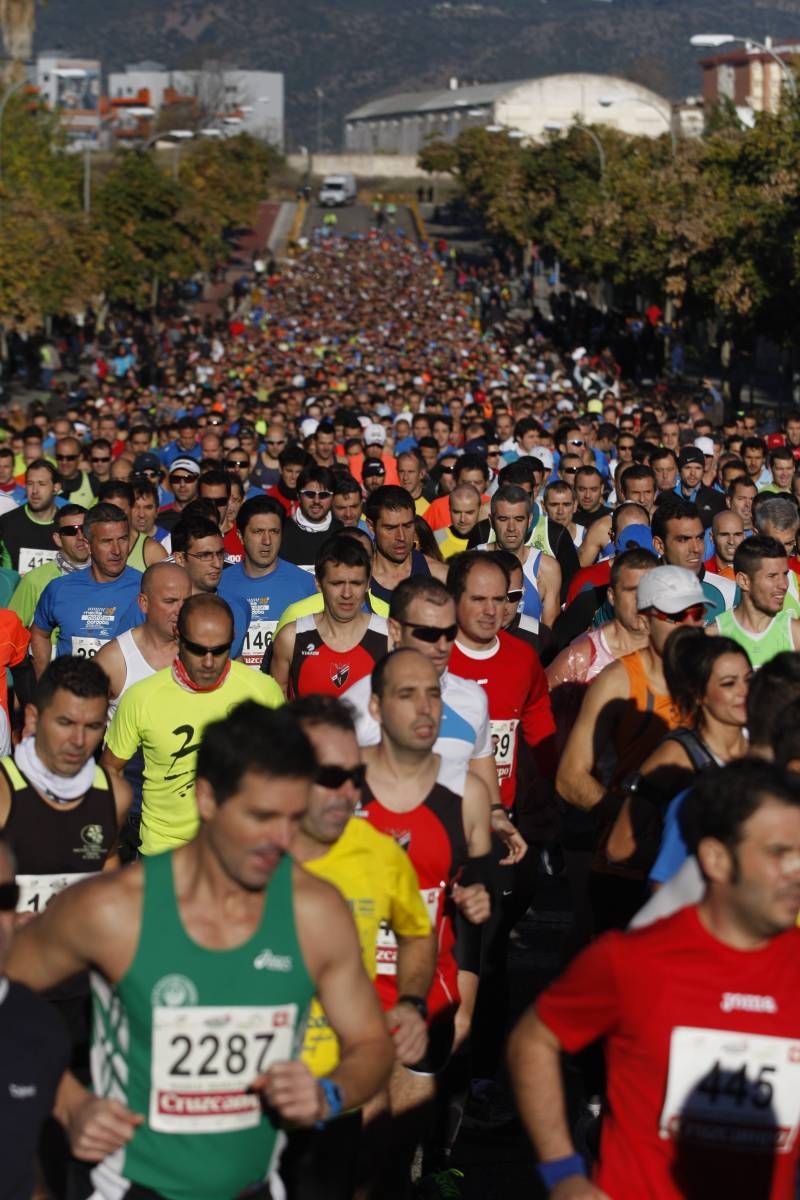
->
<box><xmin>269</xmin><ymin>623</ymin><xmax>295</xmax><ymax>697</ymax></box>
<box><xmin>30</xmin><ymin>624</ymin><xmax>53</xmax><ymax>680</ymax></box>
<box><xmin>508</xmin><ymin>1013</ymin><xmax>609</xmax><ymax>1199</ymax></box>
<box><xmin>426</xmin><ymin>556</ymin><xmax>448</xmax><ymax>582</ymax></box>
<box><xmin>556</xmin><ymin>663</ymin><xmax>626</xmax><ymax>811</ymax></box>
<box><xmin>143</xmin><ymin>538</ymin><xmax>167</xmax><ymax>566</ymax></box>
<box><xmin>470</xmin><ymin>752</ymin><xmax>527</xmax><ymax>865</ymax></box>
<box><xmin>102</xmin><ymin>771</ymin><xmax>134</xmax><ymax>872</ymax></box>
<box><xmin>93</xmin><ymin>639</ymin><xmax>127</xmax><ymax>706</ymax></box>
<box><xmin>388</xmin><ymin>930</ymin><xmax>438</xmax><ymax>1065</ymax></box>
<box><xmin>100</xmin><ymin>746</ymin><xmax>130</xmax><ymax>780</ymax></box>
<box><xmin>578</xmin><ymin>516</ymin><xmax>612</xmax><ymax>568</ymax></box>
<box><xmin>538</xmin><ymin>553</ymin><xmax>562</xmax><ymax>629</ymax></box>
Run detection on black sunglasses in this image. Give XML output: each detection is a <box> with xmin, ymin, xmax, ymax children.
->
<box><xmin>506</xmin><ymin>588</ymin><xmax>524</xmax><ymax>604</ymax></box>
<box><xmin>56</xmin><ymin>453</ymin><xmax>79</xmax><ymax>461</ymax></box>
<box><xmin>314</xmin><ymin>763</ymin><xmax>366</xmax><ymax>790</ymax></box>
<box><xmin>299</xmin><ymin>489</ymin><xmax>333</xmax><ymax>500</ymax></box>
<box><xmin>170</xmin><ymin>475</ymin><xmax>196</xmax><ymax>484</ymax></box>
<box><xmin>0</xmin><ymin>881</ymin><xmax>19</xmax><ymax>911</ymax></box>
<box><xmin>91</xmin><ymin>456</ymin><xmax>111</xmax><ymax>464</ymax></box>
<box><xmin>180</xmin><ymin>636</ymin><xmax>233</xmax><ymax>657</ymax></box>
<box><xmin>226</xmin><ymin>459</ymin><xmax>249</xmax><ymax>468</ymax></box>
<box><xmin>397</xmin><ymin>621</ymin><xmax>458</xmax><ymax>644</ymax></box>
<box><xmin>57</xmin><ymin>524</ymin><xmax>86</xmax><ymax>537</ymax></box>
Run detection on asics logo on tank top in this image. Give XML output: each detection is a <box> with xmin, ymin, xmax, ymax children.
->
<box><xmin>253</xmin><ymin>948</ymin><xmax>293</xmax><ymax>972</ymax></box>
<box><xmin>721</xmin><ymin>992</ymin><xmax>778</xmax><ymax>1014</ymax></box>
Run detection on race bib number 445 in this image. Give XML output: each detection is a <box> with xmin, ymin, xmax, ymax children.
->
<box><xmin>150</xmin><ymin>1004</ymin><xmax>297</xmax><ymax>1134</ymax></box>
<box><xmin>659</xmin><ymin>1026</ymin><xmax>800</xmax><ymax>1153</ymax></box>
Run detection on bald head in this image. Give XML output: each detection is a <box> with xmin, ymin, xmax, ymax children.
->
<box><xmin>140</xmin><ymin>561</ymin><xmax>192</xmax><ymax>640</ymax></box>
<box><xmin>369</xmin><ymin>648</ymin><xmax>442</xmax><ymax>752</ymax></box>
<box><xmin>141</xmin><ymin>560</ymin><xmax>191</xmax><ymax>598</ymax></box>
<box><xmin>449</xmin><ymin>482</ymin><xmax>482</xmax><ymax>536</ymax></box>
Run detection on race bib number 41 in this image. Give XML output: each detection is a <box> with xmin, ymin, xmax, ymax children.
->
<box><xmin>18</xmin><ymin>547</ymin><xmax>57</xmax><ymax>576</ymax></box>
<box><xmin>659</xmin><ymin>1026</ymin><xmax>800</xmax><ymax>1153</ymax></box>
<box><xmin>150</xmin><ymin>1003</ymin><xmax>297</xmax><ymax>1134</ymax></box>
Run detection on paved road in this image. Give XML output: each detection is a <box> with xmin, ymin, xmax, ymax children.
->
<box><xmin>302</xmin><ymin>202</ymin><xmax>419</xmax><ymax>242</ymax></box>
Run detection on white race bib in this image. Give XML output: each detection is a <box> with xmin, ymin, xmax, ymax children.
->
<box><xmin>659</xmin><ymin>1026</ymin><xmax>800</xmax><ymax>1153</ymax></box>
<box><xmin>18</xmin><ymin>547</ymin><xmax>57</xmax><ymax>576</ymax></box>
<box><xmin>71</xmin><ymin>636</ymin><xmax>105</xmax><ymax>658</ymax></box>
<box><xmin>490</xmin><ymin>718</ymin><xmax>518</xmax><ymax>782</ymax></box>
<box><xmin>376</xmin><ymin>887</ymin><xmax>440</xmax><ymax>976</ymax></box>
<box><xmin>15</xmin><ymin>872</ymin><xmax>92</xmax><ymax>914</ymax></box>
<box><xmin>150</xmin><ymin>1003</ymin><xmax>297</xmax><ymax>1134</ymax></box>
<box><xmin>242</xmin><ymin>620</ymin><xmax>277</xmax><ymax>669</ymax></box>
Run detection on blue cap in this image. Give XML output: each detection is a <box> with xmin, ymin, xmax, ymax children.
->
<box><xmin>615</xmin><ymin>524</ymin><xmax>654</xmax><ymax>553</ymax></box>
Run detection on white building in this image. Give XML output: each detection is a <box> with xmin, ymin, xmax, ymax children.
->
<box><xmin>108</xmin><ymin>62</ymin><xmax>285</xmax><ymax>148</ymax></box>
<box><xmin>345</xmin><ymin>74</ymin><xmax>675</xmax><ymax>154</ymax></box>
<box><xmin>35</xmin><ymin>52</ymin><xmax>103</xmax><ymax>145</ymax></box>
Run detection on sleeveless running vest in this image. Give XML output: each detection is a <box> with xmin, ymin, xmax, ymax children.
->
<box><xmin>90</xmin><ymin>851</ymin><xmax>314</xmax><ymax>1200</ymax></box>
<box><xmin>1</xmin><ymin>757</ymin><xmax>116</xmax><ymax>914</ymax></box>
<box><xmin>369</xmin><ymin>550</ymin><xmax>431</xmax><ymax>605</ymax></box>
<box><xmin>613</xmin><ymin>651</ymin><xmax>682</xmax><ymax>781</ymax></box>
<box><xmin>289</xmin><ymin>612</ymin><xmax>389</xmax><ymax>698</ymax></box>
<box><xmin>520</xmin><ymin>548</ymin><xmax>544</xmax><ymax>620</ymax></box>
<box><xmin>361</xmin><ymin>779</ymin><xmax>468</xmax><ymax>1017</ymax></box>
<box><xmin>108</xmin><ymin>627</ymin><xmax>156</xmax><ymax>719</ymax></box>
<box><xmin>127</xmin><ymin>531</ymin><xmax>149</xmax><ymax>573</ymax></box>
<box><xmin>716</xmin><ymin>608</ymin><xmax>795</xmax><ymax>669</ymax></box>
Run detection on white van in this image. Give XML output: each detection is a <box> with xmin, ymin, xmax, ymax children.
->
<box><xmin>318</xmin><ymin>174</ymin><xmax>357</xmax><ymax>207</ymax></box>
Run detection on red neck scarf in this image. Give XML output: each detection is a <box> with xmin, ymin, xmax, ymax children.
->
<box><xmin>172</xmin><ymin>655</ymin><xmax>232</xmax><ymax>693</ymax></box>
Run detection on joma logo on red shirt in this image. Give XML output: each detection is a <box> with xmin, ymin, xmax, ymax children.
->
<box><xmin>720</xmin><ymin>992</ymin><xmax>777</xmax><ymax>1014</ymax></box>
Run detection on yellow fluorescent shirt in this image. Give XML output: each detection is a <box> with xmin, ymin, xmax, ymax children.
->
<box><xmin>275</xmin><ymin>589</ymin><xmax>389</xmax><ymax>636</ymax></box>
<box><xmin>301</xmin><ymin>816</ymin><xmax>431</xmax><ymax>1077</ymax></box>
<box><xmin>105</xmin><ymin>662</ymin><xmax>283</xmax><ymax>855</ymax></box>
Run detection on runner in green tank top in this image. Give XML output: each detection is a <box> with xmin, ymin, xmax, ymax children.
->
<box><xmin>710</xmin><ymin>535</ymin><xmax>800</xmax><ymax>669</ymax></box>
<box><xmin>6</xmin><ymin>702</ymin><xmax>394</xmax><ymax>1200</ymax></box>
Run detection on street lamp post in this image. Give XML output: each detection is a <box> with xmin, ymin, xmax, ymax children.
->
<box><xmin>544</xmin><ymin>120</ymin><xmax>606</xmax><ymax>177</ymax></box>
<box><xmin>0</xmin><ymin>74</ymin><xmax>29</xmax><ymax>183</ymax></box>
<box><xmin>598</xmin><ymin>95</ymin><xmax>677</xmax><ymax>156</ymax></box>
<box><xmin>690</xmin><ymin>33</ymin><xmax>798</xmax><ymax>98</ymax></box>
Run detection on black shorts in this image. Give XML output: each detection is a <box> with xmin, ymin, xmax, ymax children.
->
<box><xmin>405</xmin><ymin>1007</ymin><xmax>456</xmax><ymax>1077</ymax></box>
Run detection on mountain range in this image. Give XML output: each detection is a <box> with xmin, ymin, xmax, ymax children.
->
<box><xmin>34</xmin><ymin>0</ymin><xmax>800</xmax><ymax>148</ymax></box>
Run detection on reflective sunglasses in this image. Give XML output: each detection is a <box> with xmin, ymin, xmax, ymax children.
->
<box><xmin>299</xmin><ymin>489</ymin><xmax>333</xmax><ymax>500</ymax></box>
<box><xmin>646</xmin><ymin>604</ymin><xmax>706</xmax><ymax>625</ymax></box>
<box><xmin>506</xmin><ymin>588</ymin><xmax>524</xmax><ymax>604</ymax></box>
<box><xmin>562</xmin><ymin>467</ymin><xmax>579</xmax><ymax>476</ymax></box>
<box><xmin>0</xmin><ymin>881</ymin><xmax>19</xmax><ymax>911</ymax></box>
<box><xmin>226</xmin><ymin>459</ymin><xmax>250</xmax><ymax>469</ymax></box>
<box><xmin>180</xmin><ymin>636</ymin><xmax>233</xmax><ymax>656</ymax></box>
<box><xmin>314</xmin><ymin>763</ymin><xmax>366</xmax><ymax>790</ymax></box>
<box><xmin>398</xmin><ymin>621</ymin><xmax>458</xmax><ymax>643</ymax></box>
<box><xmin>170</xmin><ymin>474</ymin><xmax>196</xmax><ymax>485</ymax></box>
<box><xmin>57</xmin><ymin>524</ymin><xmax>86</xmax><ymax>538</ymax></box>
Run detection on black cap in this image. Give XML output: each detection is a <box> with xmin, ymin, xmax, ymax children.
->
<box><xmin>678</xmin><ymin>447</ymin><xmax>705</xmax><ymax>468</ymax></box>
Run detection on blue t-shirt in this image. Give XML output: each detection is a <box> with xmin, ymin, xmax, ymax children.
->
<box><xmin>34</xmin><ymin>565</ymin><xmax>143</xmax><ymax>658</ymax></box>
<box><xmin>650</xmin><ymin>788</ymin><xmax>690</xmax><ymax>884</ymax></box>
<box><xmin>123</xmin><ymin>588</ymin><xmax>252</xmax><ymax>661</ymax></box>
<box><xmin>159</xmin><ymin>441</ymin><xmax>202</xmax><ymax>468</ymax></box>
<box><xmin>218</xmin><ymin>558</ymin><xmax>317</xmax><ymax>667</ymax></box>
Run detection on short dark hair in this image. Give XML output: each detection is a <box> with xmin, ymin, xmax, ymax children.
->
<box><xmin>447</xmin><ymin>549</ymin><xmax>509</xmax><ymax>603</ymax></box>
<box><xmin>131</xmin><ymin>478</ymin><xmax>159</xmax><ymax>504</ymax></box>
<box><xmin>297</xmin><ymin>465</ymin><xmax>335</xmax><ymax>493</ymax></box>
<box><xmin>650</xmin><ymin>447</ymin><xmax>678</xmax><ymax>467</ymax></box>
<box><xmin>287</xmin><ymin>693</ymin><xmax>356</xmax><ymax>734</ymax></box>
<box><xmin>679</xmin><ymin>759</ymin><xmax>800</xmax><ymax>866</ymax></box>
<box><xmin>97</xmin><ymin>481</ymin><xmax>134</xmax><ymax>507</ymax></box>
<box><xmin>84</xmin><ymin>502</ymin><xmax>129</xmax><ymax>535</ymax></box>
<box><xmin>333</xmin><ymin>475</ymin><xmax>362</xmax><ymax>498</ymax></box>
<box><xmin>55</xmin><ymin>503</ymin><xmax>87</xmax><ymax>525</ymax></box>
<box><xmin>727</xmin><ymin>476</ymin><xmax>757</xmax><ymax>497</ymax></box>
<box><xmin>278</xmin><ymin>445</ymin><xmax>310</xmax><ymax>469</ymax></box>
<box><xmin>497</xmin><ymin>460</ymin><xmax>539</xmax><ymax>488</ymax></box>
<box><xmin>196</xmin><ymin>700</ymin><xmax>316</xmax><ymax>803</ymax></box>
<box><xmin>364</xmin><ymin>484</ymin><xmax>414</xmax><ymax>526</ymax></box>
<box><xmin>491</xmin><ymin>484</ymin><xmax>532</xmax><ymax>516</ymax></box>
<box><xmin>663</xmin><ymin>626</ymin><xmax>750</xmax><ymax>724</ymax></box>
<box><xmin>733</xmin><ymin>534</ymin><xmax>787</xmax><ymax>577</ymax></box>
<box><xmin>198</xmin><ymin>469</ymin><xmax>232</xmax><ymax>497</ymax></box>
<box><xmin>236</xmin><ymin>495</ymin><xmax>285</xmax><ymax>535</ymax></box>
<box><xmin>455</xmin><ymin>454</ymin><xmax>489</xmax><ymax>482</ymax></box>
<box><xmin>574</xmin><ymin>465</ymin><xmax>602</xmax><ymax>484</ymax></box>
<box><xmin>389</xmin><ymin>576</ymin><xmax>451</xmax><ymax>621</ymax></box>
<box><xmin>620</xmin><ymin>464</ymin><xmax>656</xmax><ymax>495</ymax></box>
<box><xmin>609</xmin><ymin>546</ymin><xmax>659</xmax><ymax>586</ymax></box>
<box><xmin>315</xmin><ymin>532</ymin><xmax>371</xmax><ymax>582</ymax></box>
<box><xmin>34</xmin><ymin>655</ymin><xmax>109</xmax><ymax>711</ymax></box>
<box><xmin>172</xmin><ymin>515</ymin><xmax>221</xmax><ymax>555</ymax></box>
<box><xmin>770</xmin><ymin>446</ymin><xmax>795</xmax><ymax>465</ymax></box>
<box><xmin>26</xmin><ymin>458</ymin><xmax>59</xmax><ymax>483</ymax></box>
<box><xmin>747</xmin><ymin>652</ymin><xmax>800</xmax><ymax>747</ymax></box>
<box><xmin>741</xmin><ymin>436</ymin><xmax>766</xmax><ymax>455</ymax></box>
<box><xmin>651</xmin><ymin>497</ymin><xmax>700</xmax><ymax>545</ymax></box>
<box><xmin>771</xmin><ymin>698</ymin><xmax>800</xmax><ymax>768</ymax></box>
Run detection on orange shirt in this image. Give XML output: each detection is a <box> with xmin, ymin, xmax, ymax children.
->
<box><xmin>424</xmin><ymin>492</ymin><xmax>490</xmax><ymax>531</ymax></box>
<box><xmin>0</xmin><ymin>608</ymin><xmax>30</xmax><ymax>719</ymax></box>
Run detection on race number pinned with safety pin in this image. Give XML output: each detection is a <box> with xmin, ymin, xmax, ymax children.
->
<box><xmin>659</xmin><ymin>1026</ymin><xmax>800</xmax><ymax>1153</ymax></box>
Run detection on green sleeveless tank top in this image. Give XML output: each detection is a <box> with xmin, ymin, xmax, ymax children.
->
<box><xmin>91</xmin><ymin>850</ymin><xmax>314</xmax><ymax>1200</ymax></box>
<box><xmin>715</xmin><ymin>608</ymin><xmax>794</xmax><ymax>670</ymax></box>
<box><xmin>126</xmin><ymin>530</ymin><xmax>148</xmax><ymax>573</ymax></box>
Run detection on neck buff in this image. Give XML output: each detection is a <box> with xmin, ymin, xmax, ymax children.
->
<box><xmin>56</xmin><ymin>552</ymin><xmax>90</xmax><ymax>576</ymax></box>
<box><xmin>15</xmin><ymin>735</ymin><xmax>96</xmax><ymax>803</ymax></box>
<box><xmin>295</xmin><ymin>509</ymin><xmax>332</xmax><ymax>533</ymax></box>
<box><xmin>172</xmin><ymin>655</ymin><xmax>232</xmax><ymax>693</ymax></box>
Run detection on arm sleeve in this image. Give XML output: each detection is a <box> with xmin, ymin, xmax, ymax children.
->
<box><xmin>535</xmin><ymin>932</ymin><xmax>623</xmax><ymax>1052</ymax></box>
<box><xmin>649</xmin><ymin>789</ymin><xmax>690</xmax><ymax>884</ymax></box>
<box><xmin>389</xmin><ymin>847</ymin><xmax>433</xmax><ymax>939</ymax></box>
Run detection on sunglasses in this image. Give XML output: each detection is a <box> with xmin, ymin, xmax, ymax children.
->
<box><xmin>208</xmin><ymin>497</ymin><xmax>229</xmax><ymax>509</ymax></box>
<box><xmin>91</xmin><ymin>456</ymin><xmax>111</xmax><ymax>464</ymax></box>
<box><xmin>266</xmin><ymin>440</ymin><xmax>286</xmax><ymax>447</ymax></box>
<box><xmin>397</xmin><ymin>621</ymin><xmax>458</xmax><ymax>643</ymax></box>
<box><xmin>562</xmin><ymin>467</ymin><xmax>579</xmax><ymax>476</ymax></box>
<box><xmin>506</xmin><ymin>588</ymin><xmax>524</xmax><ymax>604</ymax></box>
<box><xmin>314</xmin><ymin>763</ymin><xmax>367</xmax><ymax>790</ymax></box>
<box><xmin>139</xmin><ymin>468</ymin><xmax>159</xmax><ymax>478</ymax></box>
<box><xmin>440</xmin><ymin>466</ymin><xmax>454</xmax><ymax>476</ymax></box>
<box><xmin>56</xmin><ymin>453</ymin><xmax>79</xmax><ymax>461</ymax></box>
<box><xmin>646</xmin><ymin>604</ymin><xmax>707</xmax><ymax>625</ymax></box>
<box><xmin>57</xmin><ymin>524</ymin><xmax>86</xmax><ymax>537</ymax></box>
<box><xmin>567</xmin><ymin>439</ymin><xmax>585</xmax><ymax>447</ymax></box>
<box><xmin>170</xmin><ymin>475</ymin><xmax>196</xmax><ymax>484</ymax></box>
<box><xmin>226</xmin><ymin>459</ymin><xmax>249</xmax><ymax>468</ymax></box>
<box><xmin>0</xmin><ymin>881</ymin><xmax>19</xmax><ymax>911</ymax></box>
<box><xmin>180</xmin><ymin>636</ymin><xmax>233</xmax><ymax>656</ymax></box>
<box><xmin>299</xmin><ymin>489</ymin><xmax>333</xmax><ymax>500</ymax></box>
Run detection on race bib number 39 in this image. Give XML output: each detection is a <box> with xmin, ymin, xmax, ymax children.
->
<box><xmin>490</xmin><ymin>718</ymin><xmax>518</xmax><ymax>782</ymax></box>
<box><xmin>659</xmin><ymin>1026</ymin><xmax>800</xmax><ymax>1153</ymax></box>
<box><xmin>150</xmin><ymin>1003</ymin><xmax>297</xmax><ymax>1134</ymax></box>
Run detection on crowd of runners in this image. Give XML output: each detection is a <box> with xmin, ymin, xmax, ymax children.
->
<box><xmin>0</xmin><ymin>227</ymin><xmax>799</xmax><ymax>1200</ymax></box>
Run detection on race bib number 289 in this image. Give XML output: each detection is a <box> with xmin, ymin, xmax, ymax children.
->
<box><xmin>150</xmin><ymin>1003</ymin><xmax>297</xmax><ymax>1134</ymax></box>
<box><xmin>659</xmin><ymin>1026</ymin><xmax>800</xmax><ymax>1154</ymax></box>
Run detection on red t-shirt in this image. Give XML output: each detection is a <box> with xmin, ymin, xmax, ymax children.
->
<box><xmin>537</xmin><ymin>907</ymin><xmax>800</xmax><ymax>1199</ymax></box>
<box><xmin>448</xmin><ymin>631</ymin><xmax>556</xmax><ymax>806</ymax></box>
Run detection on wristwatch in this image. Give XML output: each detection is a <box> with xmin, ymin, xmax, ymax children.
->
<box><xmin>397</xmin><ymin>993</ymin><xmax>429</xmax><ymax>1021</ymax></box>
<box><xmin>314</xmin><ymin>1077</ymin><xmax>344</xmax><ymax>1129</ymax></box>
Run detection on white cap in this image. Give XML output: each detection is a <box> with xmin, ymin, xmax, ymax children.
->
<box><xmin>694</xmin><ymin>436</ymin><xmax>715</xmax><ymax>456</ymax></box>
<box><xmin>364</xmin><ymin>422</ymin><xmax>386</xmax><ymax>447</ymax></box>
<box><xmin>637</xmin><ymin>565</ymin><xmax>711</xmax><ymax>614</ymax></box>
<box><xmin>300</xmin><ymin>417</ymin><xmax>319</xmax><ymax>439</ymax></box>
<box><xmin>571</xmin><ymin>346</ymin><xmax>588</xmax><ymax>361</ymax></box>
